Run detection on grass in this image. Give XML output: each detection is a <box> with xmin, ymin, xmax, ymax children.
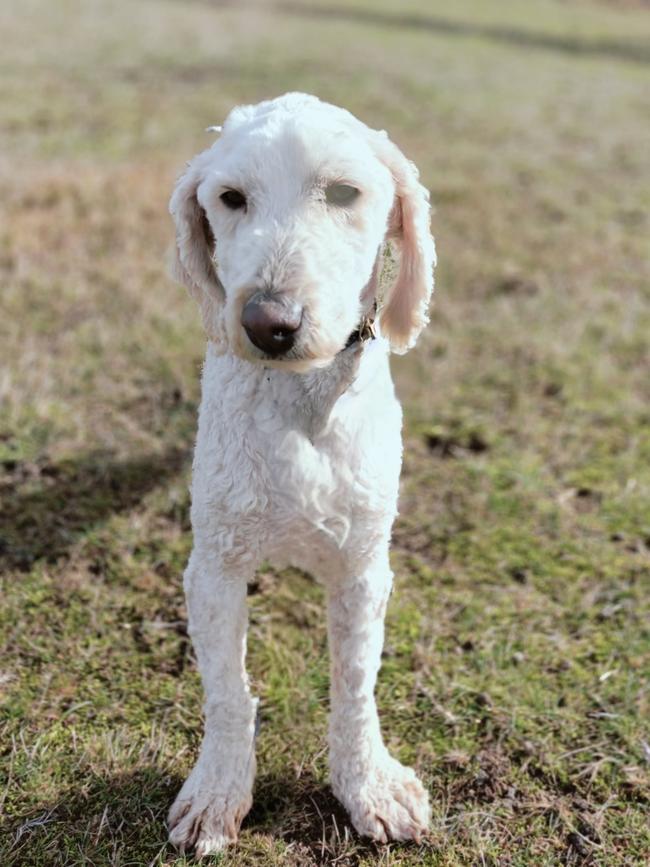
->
<box><xmin>1</xmin><ymin>0</ymin><xmax>649</xmax><ymax>864</ymax></box>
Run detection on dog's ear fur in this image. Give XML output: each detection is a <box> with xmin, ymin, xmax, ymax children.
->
<box><xmin>169</xmin><ymin>154</ymin><xmax>226</xmax><ymax>346</ymax></box>
<box><xmin>369</xmin><ymin>132</ymin><xmax>436</xmax><ymax>354</ymax></box>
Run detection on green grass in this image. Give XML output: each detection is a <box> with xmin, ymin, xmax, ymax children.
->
<box><xmin>1</xmin><ymin>0</ymin><xmax>649</xmax><ymax>864</ymax></box>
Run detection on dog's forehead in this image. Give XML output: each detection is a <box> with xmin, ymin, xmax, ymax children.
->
<box><xmin>214</xmin><ymin>98</ymin><xmax>380</xmax><ymax>185</ymax></box>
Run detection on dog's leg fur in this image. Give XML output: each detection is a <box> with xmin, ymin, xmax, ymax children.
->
<box><xmin>168</xmin><ymin>549</ymin><xmax>257</xmax><ymax>857</ymax></box>
<box><xmin>327</xmin><ymin>553</ymin><xmax>430</xmax><ymax>842</ymax></box>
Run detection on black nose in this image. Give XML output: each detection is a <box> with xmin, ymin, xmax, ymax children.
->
<box><xmin>241</xmin><ymin>292</ymin><xmax>303</xmax><ymax>357</ymax></box>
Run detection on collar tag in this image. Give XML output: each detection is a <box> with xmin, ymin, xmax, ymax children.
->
<box><xmin>342</xmin><ymin>300</ymin><xmax>378</xmax><ymax>351</ymax></box>
<box><xmin>358</xmin><ymin>315</ymin><xmax>377</xmax><ymax>343</ymax></box>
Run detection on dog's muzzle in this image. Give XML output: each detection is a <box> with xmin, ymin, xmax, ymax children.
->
<box><xmin>241</xmin><ymin>291</ymin><xmax>303</xmax><ymax>357</ymax></box>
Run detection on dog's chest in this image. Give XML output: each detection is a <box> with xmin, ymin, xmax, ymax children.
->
<box><xmin>196</xmin><ymin>348</ymin><xmax>402</xmax><ymax>548</ymax></box>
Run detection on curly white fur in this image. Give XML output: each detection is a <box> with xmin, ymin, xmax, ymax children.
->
<box><xmin>167</xmin><ymin>93</ymin><xmax>436</xmax><ymax>857</ymax></box>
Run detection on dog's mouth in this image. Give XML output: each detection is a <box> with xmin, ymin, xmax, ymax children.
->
<box><xmin>241</xmin><ymin>337</ymin><xmax>324</xmax><ymax>371</ymax></box>
<box><xmin>242</xmin><ymin>331</ymin><xmax>376</xmax><ymax>372</ymax></box>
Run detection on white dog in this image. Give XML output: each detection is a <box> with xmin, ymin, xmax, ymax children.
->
<box><xmin>167</xmin><ymin>92</ymin><xmax>436</xmax><ymax>857</ymax></box>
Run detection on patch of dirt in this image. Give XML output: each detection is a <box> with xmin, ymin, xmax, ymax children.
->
<box><xmin>424</xmin><ymin>424</ymin><xmax>490</xmax><ymax>459</ymax></box>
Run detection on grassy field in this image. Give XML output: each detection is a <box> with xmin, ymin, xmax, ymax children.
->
<box><xmin>1</xmin><ymin>0</ymin><xmax>649</xmax><ymax>864</ymax></box>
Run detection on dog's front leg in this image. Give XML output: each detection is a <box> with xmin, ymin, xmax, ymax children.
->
<box><xmin>327</xmin><ymin>554</ymin><xmax>430</xmax><ymax>843</ymax></box>
<box><xmin>168</xmin><ymin>548</ymin><xmax>256</xmax><ymax>858</ymax></box>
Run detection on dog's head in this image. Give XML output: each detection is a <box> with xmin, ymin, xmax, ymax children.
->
<box><xmin>170</xmin><ymin>93</ymin><xmax>435</xmax><ymax>370</ymax></box>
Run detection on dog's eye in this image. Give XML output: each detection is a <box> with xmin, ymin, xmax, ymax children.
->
<box><xmin>325</xmin><ymin>184</ymin><xmax>360</xmax><ymax>207</ymax></box>
<box><xmin>220</xmin><ymin>189</ymin><xmax>247</xmax><ymax>210</ymax></box>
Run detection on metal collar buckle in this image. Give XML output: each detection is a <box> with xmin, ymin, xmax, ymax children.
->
<box><xmin>343</xmin><ymin>301</ymin><xmax>378</xmax><ymax>351</ymax></box>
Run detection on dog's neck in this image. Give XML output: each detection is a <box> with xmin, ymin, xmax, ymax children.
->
<box><xmin>290</xmin><ymin>304</ymin><xmax>378</xmax><ymax>438</ymax></box>
<box><xmin>292</xmin><ymin>345</ymin><xmax>366</xmax><ymax>440</ymax></box>
<box><xmin>208</xmin><ymin>337</ymin><xmax>388</xmax><ymax>443</ymax></box>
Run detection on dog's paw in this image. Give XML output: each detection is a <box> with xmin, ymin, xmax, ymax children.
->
<box><xmin>333</xmin><ymin>754</ymin><xmax>430</xmax><ymax>844</ymax></box>
<box><xmin>168</xmin><ymin>760</ymin><xmax>254</xmax><ymax>858</ymax></box>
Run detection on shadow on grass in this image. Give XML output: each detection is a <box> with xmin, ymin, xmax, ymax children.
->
<box><xmin>250</xmin><ymin>769</ymin><xmax>387</xmax><ymax>863</ymax></box>
<box><xmin>0</xmin><ymin>448</ymin><xmax>191</xmax><ymax>571</ymax></box>
<box><xmin>3</xmin><ymin>767</ymin><xmax>392</xmax><ymax>866</ymax></box>
<box><xmin>278</xmin><ymin>2</ymin><xmax>650</xmax><ymax>66</ymax></box>
<box><xmin>2</xmin><ymin>768</ymin><xmax>178</xmax><ymax>867</ymax></box>
<box><xmin>180</xmin><ymin>0</ymin><xmax>650</xmax><ymax>66</ymax></box>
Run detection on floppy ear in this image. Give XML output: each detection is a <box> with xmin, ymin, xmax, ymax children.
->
<box><xmin>169</xmin><ymin>154</ymin><xmax>226</xmax><ymax>346</ymax></box>
<box><xmin>370</xmin><ymin>132</ymin><xmax>436</xmax><ymax>354</ymax></box>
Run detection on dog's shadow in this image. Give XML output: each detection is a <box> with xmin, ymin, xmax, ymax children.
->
<box><xmin>0</xmin><ymin>447</ymin><xmax>191</xmax><ymax>571</ymax></box>
<box><xmin>250</xmin><ymin>769</ymin><xmax>376</xmax><ymax>860</ymax></box>
<box><xmin>4</xmin><ymin>767</ymin><xmax>387</xmax><ymax>865</ymax></box>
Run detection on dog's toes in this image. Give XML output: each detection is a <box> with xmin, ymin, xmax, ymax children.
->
<box><xmin>168</xmin><ymin>770</ymin><xmax>253</xmax><ymax>858</ymax></box>
<box><xmin>334</xmin><ymin>755</ymin><xmax>430</xmax><ymax>844</ymax></box>
<box><xmin>168</xmin><ymin>793</ymin><xmax>251</xmax><ymax>857</ymax></box>
<box><xmin>194</xmin><ymin>831</ymin><xmax>233</xmax><ymax>859</ymax></box>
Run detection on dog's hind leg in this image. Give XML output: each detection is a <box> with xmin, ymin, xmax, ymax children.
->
<box><xmin>168</xmin><ymin>548</ymin><xmax>257</xmax><ymax>858</ymax></box>
<box><xmin>327</xmin><ymin>553</ymin><xmax>431</xmax><ymax>843</ymax></box>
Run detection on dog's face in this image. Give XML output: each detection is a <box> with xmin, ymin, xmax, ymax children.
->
<box><xmin>170</xmin><ymin>93</ymin><xmax>435</xmax><ymax>369</ymax></box>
